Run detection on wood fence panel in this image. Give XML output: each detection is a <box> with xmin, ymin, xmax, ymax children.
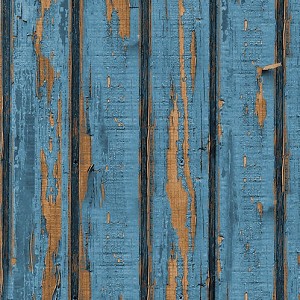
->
<box><xmin>0</xmin><ymin>0</ymin><xmax>299</xmax><ymax>299</ymax></box>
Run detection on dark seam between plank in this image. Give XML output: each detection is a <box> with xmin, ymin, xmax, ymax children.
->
<box><xmin>274</xmin><ymin>0</ymin><xmax>286</xmax><ymax>299</ymax></box>
<box><xmin>140</xmin><ymin>0</ymin><xmax>151</xmax><ymax>299</ymax></box>
<box><xmin>70</xmin><ymin>0</ymin><xmax>80</xmax><ymax>299</ymax></box>
<box><xmin>2</xmin><ymin>0</ymin><xmax>12</xmax><ymax>298</ymax></box>
<box><xmin>208</xmin><ymin>0</ymin><xmax>217</xmax><ymax>298</ymax></box>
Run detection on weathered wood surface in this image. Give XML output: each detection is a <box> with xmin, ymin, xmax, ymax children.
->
<box><xmin>0</xmin><ymin>0</ymin><xmax>299</xmax><ymax>299</ymax></box>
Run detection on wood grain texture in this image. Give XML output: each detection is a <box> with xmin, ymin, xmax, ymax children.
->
<box><xmin>217</xmin><ymin>0</ymin><xmax>276</xmax><ymax>299</ymax></box>
<box><xmin>0</xmin><ymin>1</ymin><xmax>299</xmax><ymax>299</ymax></box>
<box><xmin>7</xmin><ymin>0</ymin><xmax>70</xmax><ymax>298</ymax></box>
<box><xmin>151</xmin><ymin>0</ymin><xmax>209</xmax><ymax>298</ymax></box>
<box><xmin>80</xmin><ymin>0</ymin><xmax>140</xmax><ymax>298</ymax></box>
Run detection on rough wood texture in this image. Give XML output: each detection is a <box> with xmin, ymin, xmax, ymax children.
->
<box><xmin>151</xmin><ymin>0</ymin><xmax>209</xmax><ymax>298</ymax></box>
<box><xmin>217</xmin><ymin>1</ymin><xmax>276</xmax><ymax>299</ymax></box>
<box><xmin>81</xmin><ymin>0</ymin><xmax>140</xmax><ymax>299</ymax></box>
<box><xmin>7</xmin><ymin>0</ymin><xmax>70</xmax><ymax>299</ymax></box>
<box><xmin>0</xmin><ymin>0</ymin><xmax>299</xmax><ymax>299</ymax></box>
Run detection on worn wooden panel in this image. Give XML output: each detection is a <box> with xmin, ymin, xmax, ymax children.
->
<box><xmin>5</xmin><ymin>0</ymin><xmax>70</xmax><ymax>299</ymax></box>
<box><xmin>80</xmin><ymin>0</ymin><xmax>140</xmax><ymax>298</ymax></box>
<box><xmin>217</xmin><ymin>1</ymin><xmax>276</xmax><ymax>299</ymax></box>
<box><xmin>0</xmin><ymin>0</ymin><xmax>300</xmax><ymax>299</ymax></box>
<box><xmin>151</xmin><ymin>0</ymin><xmax>210</xmax><ymax>299</ymax></box>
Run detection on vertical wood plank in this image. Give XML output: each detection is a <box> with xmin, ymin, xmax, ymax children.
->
<box><xmin>81</xmin><ymin>0</ymin><xmax>140</xmax><ymax>298</ymax></box>
<box><xmin>7</xmin><ymin>0</ymin><xmax>70</xmax><ymax>298</ymax></box>
<box><xmin>285</xmin><ymin>0</ymin><xmax>300</xmax><ymax>298</ymax></box>
<box><xmin>217</xmin><ymin>0</ymin><xmax>276</xmax><ymax>298</ymax></box>
<box><xmin>151</xmin><ymin>0</ymin><xmax>210</xmax><ymax>298</ymax></box>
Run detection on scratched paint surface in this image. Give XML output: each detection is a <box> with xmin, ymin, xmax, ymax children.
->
<box><xmin>8</xmin><ymin>0</ymin><xmax>70</xmax><ymax>299</ymax></box>
<box><xmin>151</xmin><ymin>0</ymin><xmax>209</xmax><ymax>298</ymax></box>
<box><xmin>217</xmin><ymin>1</ymin><xmax>276</xmax><ymax>299</ymax></box>
<box><xmin>81</xmin><ymin>0</ymin><xmax>140</xmax><ymax>299</ymax></box>
<box><xmin>0</xmin><ymin>0</ymin><xmax>299</xmax><ymax>299</ymax></box>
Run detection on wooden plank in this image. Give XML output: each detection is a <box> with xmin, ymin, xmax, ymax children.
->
<box><xmin>80</xmin><ymin>0</ymin><xmax>140</xmax><ymax>298</ymax></box>
<box><xmin>285</xmin><ymin>0</ymin><xmax>300</xmax><ymax>298</ymax></box>
<box><xmin>6</xmin><ymin>0</ymin><xmax>70</xmax><ymax>298</ymax></box>
<box><xmin>217</xmin><ymin>1</ymin><xmax>276</xmax><ymax>298</ymax></box>
<box><xmin>151</xmin><ymin>0</ymin><xmax>210</xmax><ymax>298</ymax></box>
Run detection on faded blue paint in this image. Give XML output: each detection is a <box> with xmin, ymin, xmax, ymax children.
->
<box><xmin>151</xmin><ymin>0</ymin><xmax>209</xmax><ymax>298</ymax></box>
<box><xmin>3</xmin><ymin>0</ymin><xmax>300</xmax><ymax>299</ymax></box>
<box><xmin>82</xmin><ymin>0</ymin><xmax>140</xmax><ymax>299</ymax></box>
<box><xmin>217</xmin><ymin>0</ymin><xmax>275</xmax><ymax>298</ymax></box>
<box><xmin>11</xmin><ymin>0</ymin><xmax>70</xmax><ymax>298</ymax></box>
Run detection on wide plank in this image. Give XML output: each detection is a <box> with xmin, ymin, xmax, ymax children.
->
<box><xmin>151</xmin><ymin>0</ymin><xmax>210</xmax><ymax>298</ymax></box>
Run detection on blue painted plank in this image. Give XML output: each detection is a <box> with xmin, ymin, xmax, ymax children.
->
<box><xmin>151</xmin><ymin>0</ymin><xmax>210</xmax><ymax>298</ymax></box>
<box><xmin>81</xmin><ymin>0</ymin><xmax>140</xmax><ymax>298</ymax></box>
<box><xmin>9</xmin><ymin>0</ymin><xmax>70</xmax><ymax>298</ymax></box>
<box><xmin>217</xmin><ymin>1</ymin><xmax>276</xmax><ymax>298</ymax></box>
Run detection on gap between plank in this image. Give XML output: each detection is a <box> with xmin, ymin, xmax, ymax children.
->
<box><xmin>208</xmin><ymin>0</ymin><xmax>217</xmax><ymax>298</ymax></box>
<box><xmin>2</xmin><ymin>0</ymin><xmax>12</xmax><ymax>297</ymax></box>
<box><xmin>140</xmin><ymin>0</ymin><xmax>152</xmax><ymax>299</ymax></box>
<box><xmin>274</xmin><ymin>0</ymin><xmax>287</xmax><ymax>299</ymax></box>
<box><xmin>70</xmin><ymin>0</ymin><xmax>80</xmax><ymax>299</ymax></box>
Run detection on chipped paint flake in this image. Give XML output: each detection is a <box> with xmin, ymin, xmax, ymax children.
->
<box><xmin>34</xmin><ymin>0</ymin><xmax>55</xmax><ymax>101</ymax></box>
<box><xmin>178</xmin><ymin>0</ymin><xmax>196</xmax><ymax>250</ymax></box>
<box><xmin>106</xmin><ymin>0</ymin><xmax>130</xmax><ymax>38</ymax></box>
<box><xmin>255</xmin><ymin>69</ymin><xmax>267</xmax><ymax>127</ymax></box>
<box><xmin>40</xmin><ymin>147</ymin><xmax>61</xmax><ymax>300</ymax></box>
<box><xmin>29</xmin><ymin>232</ymin><xmax>35</xmax><ymax>273</ymax></box>
<box><xmin>166</xmin><ymin>91</ymin><xmax>189</xmax><ymax>299</ymax></box>
<box><xmin>257</xmin><ymin>202</ymin><xmax>263</xmax><ymax>218</ymax></box>
<box><xmin>243</xmin><ymin>155</ymin><xmax>247</xmax><ymax>168</ymax></box>
<box><xmin>190</xmin><ymin>31</ymin><xmax>196</xmax><ymax>91</ymax></box>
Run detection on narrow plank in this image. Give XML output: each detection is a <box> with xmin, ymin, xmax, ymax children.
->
<box><xmin>151</xmin><ymin>0</ymin><xmax>210</xmax><ymax>298</ymax></box>
<box><xmin>285</xmin><ymin>0</ymin><xmax>300</xmax><ymax>298</ymax></box>
<box><xmin>217</xmin><ymin>0</ymin><xmax>276</xmax><ymax>298</ymax></box>
<box><xmin>81</xmin><ymin>1</ymin><xmax>140</xmax><ymax>298</ymax></box>
<box><xmin>9</xmin><ymin>0</ymin><xmax>70</xmax><ymax>298</ymax></box>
